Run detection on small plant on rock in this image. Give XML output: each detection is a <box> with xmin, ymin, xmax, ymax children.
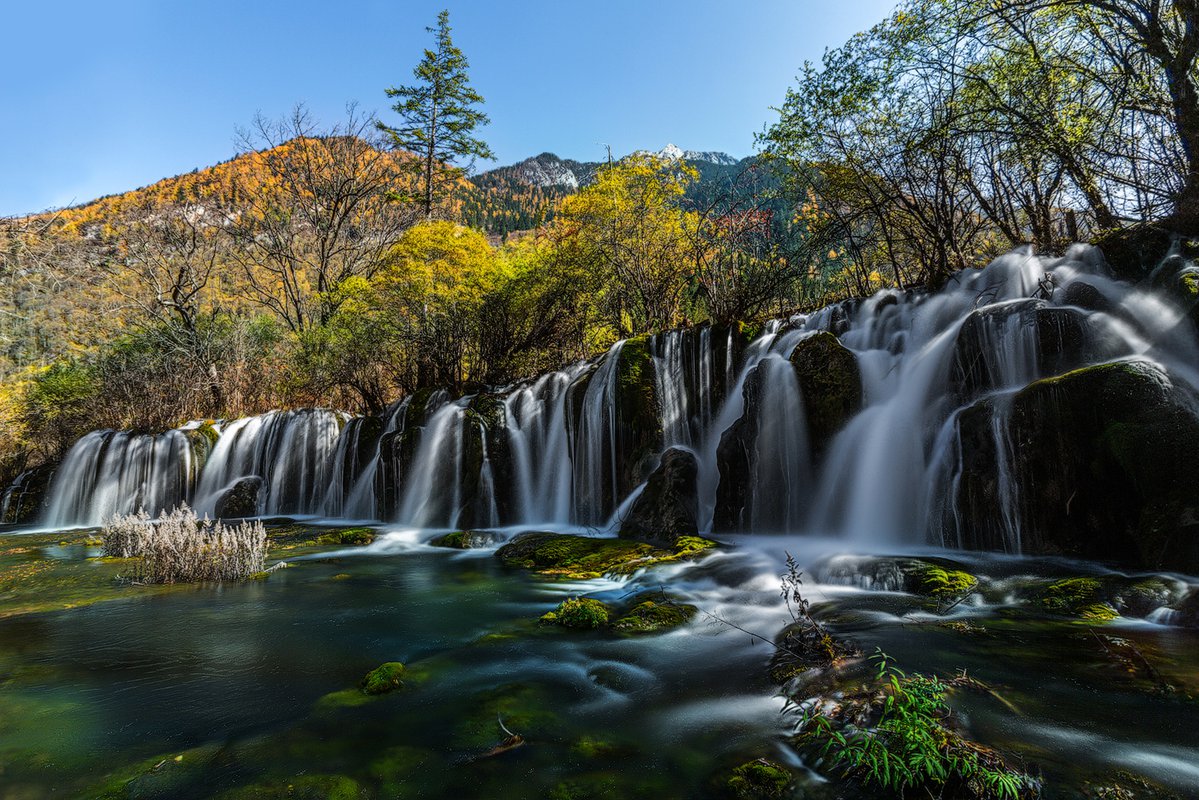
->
<box><xmin>799</xmin><ymin>650</ymin><xmax>1038</xmax><ymax>799</ymax></box>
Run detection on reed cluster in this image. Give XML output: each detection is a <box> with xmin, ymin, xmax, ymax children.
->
<box><xmin>102</xmin><ymin>504</ymin><xmax>268</xmax><ymax>583</ymax></box>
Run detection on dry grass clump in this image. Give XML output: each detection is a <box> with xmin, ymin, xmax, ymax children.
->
<box><xmin>102</xmin><ymin>504</ymin><xmax>268</xmax><ymax>584</ymax></box>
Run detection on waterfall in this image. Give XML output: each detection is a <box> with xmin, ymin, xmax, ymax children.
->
<box><xmin>339</xmin><ymin>399</ymin><xmax>410</xmax><ymax>520</ymax></box>
<box><xmin>571</xmin><ymin>341</ymin><xmax>625</xmax><ymax>526</ymax></box>
<box><xmin>505</xmin><ymin>365</ymin><xmax>590</xmax><ymax>525</ymax></box>
<box><xmin>27</xmin><ymin>245</ymin><xmax>1199</xmax><ymax>551</ymax></box>
<box><xmin>194</xmin><ymin>410</ymin><xmax>344</xmax><ymax>517</ymax></box>
<box><xmin>43</xmin><ymin>430</ymin><xmax>194</xmax><ymax>528</ymax></box>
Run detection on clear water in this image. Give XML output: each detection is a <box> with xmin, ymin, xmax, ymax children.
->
<box><xmin>1</xmin><ymin>527</ymin><xmax>1197</xmax><ymax>798</ymax></box>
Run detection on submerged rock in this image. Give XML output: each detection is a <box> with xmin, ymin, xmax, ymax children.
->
<box><xmin>619</xmin><ymin>447</ymin><xmax>699</xmax><ymax>545</ymax></box>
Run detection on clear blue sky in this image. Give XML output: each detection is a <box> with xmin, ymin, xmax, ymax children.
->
<box><xmin>0</xmin><ymin>0</ymin><xmax>897</xmax><ymax>216</ymax></box>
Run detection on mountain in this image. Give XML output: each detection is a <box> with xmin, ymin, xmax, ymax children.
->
<box><xmin>461</xmin><ymin>145</ymin><xmax>761</xmax><ymax>235</ymax></box>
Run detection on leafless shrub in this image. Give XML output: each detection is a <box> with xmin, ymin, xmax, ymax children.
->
<box><xmin>102</xmin><ymin>504</ymin><xmax>268</xmax><ymax>583</ymax></box>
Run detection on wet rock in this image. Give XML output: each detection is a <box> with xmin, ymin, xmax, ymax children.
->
<box><xmin>495</xmin><ymin>531</ymin><xmax>717</xmax><ymax>580</ymax></box>
<box><xmin>713</xmin><ymin>365</ymin><xmax>766</xmax><ymax>531</ymax></box>
<box><xmin>619</xmin><ymin>447</ymin><xmax>699</xmax><ymax>546</ymax></box>
<box><xmin>360</xmin><ymin>661</ymin><xmax>406</xmax><ymax>694</ymax></box>
<box><xmin>722</xmin><ymin>759</ymin><xmax>793</xmax><ymax>800</ymax></box>
<box><xmin>949</xmin><ymin>300</ymin><xmax>1116</xmax><ymax>402</ymax></box>
<box><xmin>430</xmin><ymin>529</ymin><xmax>504</xmax><ymax>549</ymax></box>
<box><xmin>789</xmin><ymin>331</ymin><xmax>862</xmax><ymax>458</ymax></box>
<box><xmin>0</xmin><ymin>463</ymin><xmax>56</xmax><ymax>524</ymax></box>
<box><xmin>315</xmin><ymin>527</ymin><xmax>376</xmax><ymax>546</ymax></box>
<box><xmin>611</xmin><ymin>592</ymin><xmax>698</xmax><ymax>634</ymax></box>
<box><xmin>540</xmin><ymin>597</ymin><xmax>610</xmax><ymax>629</ymax></box>
<box><xmin>953</xmin><ymin>359</ymin><xmax>1199</xmax><ymax>573</ymax></box>
<box><xmin>214</xmin><ymin>476</ymin><xmax>262</xmax><ymax>519</ymax></box>
<box><xmin>1166</xmin><ymin>588</ymin><xmax>1199</xmax><ymax>628</ymax></box>
<box><xmin>614</xmin><ymin>336</ymin><xmax>664</xmax><ymax>499</ymax></box>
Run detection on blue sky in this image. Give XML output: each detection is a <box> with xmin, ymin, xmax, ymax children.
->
<box><xmin>0</xmin><ymin>0</ymin><xmax>897</xmax><ymax>216</ymax></box>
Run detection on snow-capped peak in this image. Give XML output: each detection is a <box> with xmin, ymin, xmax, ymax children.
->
<box><xmin>650</xmin><ymin>143</ymin><xmax>739</xmax><ymax>166</ymax></box>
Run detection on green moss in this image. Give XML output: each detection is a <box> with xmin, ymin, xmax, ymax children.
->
<box><xmin>908</xmin><ymin>562</ymin><xmax>978</xmax><ymax>601</ymax></box>
<box><xmin>673</xmin><ymin>536</ymin><xmax>718</xmax><ymax>556</ymax></box>
<box><xmin>361</xmin><ymin>661</ymin><xmax>406</xmax><ymax>694</ymax></box>
<box><xmin>496</xmin><ymin>532</ymin><xmax>718</xmax><ymax>580</ymax></box>
<box><xmin>1038</xmin><ymin>577</ymin><xmax>1118</xmax><ymax>621</ymax></box>
<box><xmin>316</xmin><ymin>527</ymin><xmax>376</xmax><ymax>546</ymax></box>
<box><xmin>368</xmin><ymin>745</ymin><xmax>435</xmax><ymax>797</ymax></box>
<box><xmin>454</xmin><ymin>683</ymin><xmax>558</xmax><ymax>748</ymax></box>
<box><xmin>541</xmin><ymin>597</ymin><xmax>610</xmax><ymax>629</ymax></box>
<box><xmin>431</xmin><ymin>531</ymin><xmax>471</xmax><ymax>549</ymax></box>
<box><xmin>725</xmin><ymin>759</ymin><xmax>791</xmax><ymax>799</ymax></box>
<box><xmin>570</xmin><ymin>736</ymin><xmax>628</xmax><ymax>759</ymax></box>
<box><xmin>612</xmin><ymin>599</ymin><xmax>697</xmax><ymax>634</ymax></box>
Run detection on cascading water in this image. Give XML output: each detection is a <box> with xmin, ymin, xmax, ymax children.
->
<box><xmin>30</xmin><ymin>245</ymin><xmax>1199</xmax><ymax>553</ymax></box>
<box><xmin>193</xmin><ymin>409</ymin><xmax>345</xmax><ymax>517</ymax></box>
<box><xmin>504</xmin><ymin>364</ymin><xmax>591</xmax><ymax>525</ymax></box>
<box><xmin>42</xmin><ymin>429</ymin><xmax>195</xmax><ymax>528</ymax></box>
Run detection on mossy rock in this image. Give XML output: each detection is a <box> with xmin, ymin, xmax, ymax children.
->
<box><xmin>614</xmin><ymin>336</ymin><xmax>664</xmax><ymax>498</ymax></box>
<box><xmin>316</xmin><ymin>527</ymin><xmax>377</xmax><ymax>547</ymax></box>
<box><xmin>952</xmin><ymin>359</ymin><xmax>1199</xmax><ymax>573</ymax></box>
<box><xmin>541</xmin><ymin>597</ymin><xmax>610</xmax><ymax>629</ymax></box>
<box><xmin>1036</xmin><ymin>578</ymin><xmax>1118</xmax><ymax>621</ymax></box>
<box><xmin>430</xmin><ymin>530</ymin><xmax>502</xmax><ymax>549</ymax></box>
<box><xmin>361</xmin><ymin>661</ymin><xmax>406</xmax><ymax>694</ymax></box>
<box><xmin>88</xmin><ymin>743</ymin><xmax>227</xmax><ymax>800</ymax></box>
<box><xmin>723</xmin><ymin>758</ymin><xmax>792</xmax><ymax>800</ymax></box>
<box><xmin>612</xmin><ymin>596</ymin><xmax>698</xmax><ymax>634</ymax></box>
<box><xmin>495</xmin><ymin>532</ymin><xmax>718</xmax><ymax>580</ymax></box>
<box><xmin>905</xmin><ymin>561</ymin><xmax>978</xmax><ymax>608</ymax></box>
<box><xmin>789</xmin><ymin>331</ymin><xmax>862</xmax><ymax>458</ymax></box>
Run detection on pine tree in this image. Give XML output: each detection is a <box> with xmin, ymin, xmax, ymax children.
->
<box><xmin>380</xmin><ymin>10</ymin><xmax>494</xmax><ymax>219</ymax></box>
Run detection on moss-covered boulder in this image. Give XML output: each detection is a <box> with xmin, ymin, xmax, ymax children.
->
<box><xmin>789</xmin><ymin>330</ymin><xmax>862</xmax><ymax>458</ymax></box>
<box><xmin>183</xmin><ymin>421</ymin><xmax>220</xmax><ymax>478</ymax></box>
<box><xmin>952</xmin><ymin>359</ymin><xmax>1199</xmax><ymax>573</ymax></box>
<box><xmin>723</xmin><ymin>759</ymin><xmax>792</xmax><ymax>800</ymax></box>
<box><xmin>214</xmin><ymin>476</ymin><xmax>262</xmax><ymax>519</ymax></box>
<box><xmin>905</xmin><ymin>561</ymin><xmax>978</xmax><ymax>608</ymax></box>
<box><xmin>430</xmin><ymin>529</ymin><xmax>503</xmax><ymax>549</ymax></box>
<box><xmin>611</xmin><ymin>595</ymin><xmax>697</xmax><ymax>634</ymax></box>
<box><xmin>619</xmin><ymin>447</ymin><xmax>699</xmax><ymax>546</ymax></box>
<box><xmin>540</xmin><ymin>597</ymin><xmax>610</xmax><ymax>629</ymax></box>
<box><xmin>1034</xmin><ymin>577</ymin><xmax>1119</xmax><ymax>621</ymax></box>
<box><xmin>495</xmin><ymin>532</ymin><xmax>717</xmax><ymax>580</ymax></box>
<box><xmin>315</xmin><ymin>527</ymin><xmax>376</xmax><ymax>546</ymax></box>
<box><xmin>360</xmin><ymin>661</ymin><xmax>406</xmax><ymax>694</ymax></box>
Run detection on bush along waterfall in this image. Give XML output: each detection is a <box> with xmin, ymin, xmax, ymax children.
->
<box><xmin>4</xmin><ymin>244</ymin><xmax>1199</xmax><ymax>797</ymax></box>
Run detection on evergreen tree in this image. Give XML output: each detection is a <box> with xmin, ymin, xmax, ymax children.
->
<box><xmin>380</xmin><ymin>10</ymin><xmax>494</xmax><ymax>219</ymax></box>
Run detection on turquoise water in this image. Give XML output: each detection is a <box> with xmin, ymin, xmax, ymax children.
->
<box><xmin>1</xmin><ymin>528</ymin><xmax>1197</xmax><ymax>798</ymax></box>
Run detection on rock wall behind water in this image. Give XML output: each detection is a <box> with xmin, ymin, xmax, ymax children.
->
<box><xmin>20</xmin><ymin>245</ymin><xmax>1199</xmax><ymax>572</ymax></box>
